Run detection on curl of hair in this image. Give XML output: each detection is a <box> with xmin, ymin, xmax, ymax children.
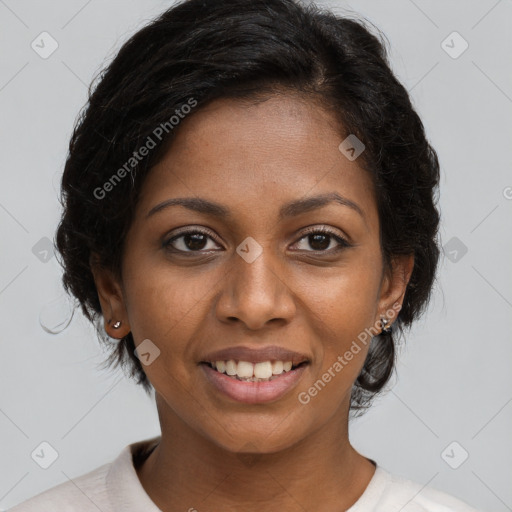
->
<box><xmin>55</xmin><ymin>0</ymin><xmax>440</xmax><ymax>413</ymax></box>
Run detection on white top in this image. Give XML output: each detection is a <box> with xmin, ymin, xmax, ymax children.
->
<box><xmin>8</xmin><ymin>436</ymin><xmax>480</xmax><ymax>512</ymax></box>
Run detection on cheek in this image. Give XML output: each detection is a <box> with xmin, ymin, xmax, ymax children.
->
<box><xmin>296</xmin><ymin>252</ymin><xmax>382</xmax><ymax>396</ymax></box>
<box><xmin>121</xmin><ymin>261</ymin><xmax>208</xmax><ymax>372</ymax></box>
<box><xmin>300</xmin><ymin>254</ymin><xmax>382</xmax><ymax>336</ymax></box>
<box><xmin>296</xmin><ymin>287</ymin><xmax>376</xmax><ymax>414</ymax></box>
<box><xmin>123</xmin><ymin>243</ymin><xmax>208</xmax><ymax>333</ymax></box>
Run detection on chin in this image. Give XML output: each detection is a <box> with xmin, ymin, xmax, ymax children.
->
<box><xmin>199</xmin><ymin>412</ymin><xmax>311</xmax><ymax>456</ymax></box>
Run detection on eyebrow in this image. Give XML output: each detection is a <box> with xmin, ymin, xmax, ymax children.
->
<box><xmin>146</xmin><ymin>192</ymin><xmax>365</xmax><ymax>222</ymax></box>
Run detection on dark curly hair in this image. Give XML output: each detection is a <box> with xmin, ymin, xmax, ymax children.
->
<box><xmin>55</xmin><ymin>0</ymin><xmax>440</xmax><ymax>416</ymax></box>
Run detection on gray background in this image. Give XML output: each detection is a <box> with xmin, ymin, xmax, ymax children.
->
<box><xmin>1</xmin><ymin>0</ymin><xmax>511</xmax><ymax>510</ymax></box>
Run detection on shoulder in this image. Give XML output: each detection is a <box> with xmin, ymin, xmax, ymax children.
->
<box><xmin>7</xmin><ymin>437</ymin><xmax>160</xmax><ymax>512</ymax></box>
<box><xmin>7</xmin><ymin>461</ymin><xmax>111</xmax><ymax>512</ymax></box>
<box><xmin>379</xmin><ymin>468</ymin><xmax>482</xmax><ymax>512</ymax></box>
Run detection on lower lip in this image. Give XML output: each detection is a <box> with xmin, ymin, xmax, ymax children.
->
<box><xmin>200</xmin><ymin>363</ymin><xmax>308</xmax><ymax>404</ymax></box>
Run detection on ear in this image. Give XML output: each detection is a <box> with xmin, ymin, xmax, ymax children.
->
<box><xmin>89</xmin><ymin>252</ymin><xmax>131</xmax><ymax>339</ymax></box>
<box><xmin>376</xmin><ymin>253</ymin><xmax>415</xmax><ymax>328</ymax></box>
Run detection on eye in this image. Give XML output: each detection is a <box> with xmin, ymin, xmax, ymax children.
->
<box><xmin>164</xmin><ymin>228</ymin><xmax>221</xmax><ymax>253</ymax></box>
<box><xmin>292</xmin><ymin>226</ymin><xmax>351</xmax><ymax>253</ymax></box>
<box><xmin>163</xmin><ymin>225</ymin><xmax>351</xmax><ymax>255</ymax></box>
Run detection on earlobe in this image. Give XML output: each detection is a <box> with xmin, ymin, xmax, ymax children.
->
<box><xmin>105</xmin><ymin>318</ymin><xmax>127</xmax><ymax>339</ymax></box>
<box><xmin>89</xmin><ymin>252</ymin><xmax>131</xmax><ymax>338</ymax></box>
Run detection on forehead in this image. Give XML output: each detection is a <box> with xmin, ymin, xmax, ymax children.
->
<box><xmin>137</xmin><ymin>94</ymin><xmax>377</xmax><ymax>225</ymax></box>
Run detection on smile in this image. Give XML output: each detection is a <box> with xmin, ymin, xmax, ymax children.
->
<box><xmin>200</xmin><ymin>360</ymin><xmax>309</xmax><ymax>404</ymax></box>
<box><xmin>205</xmin><ymin>359</ymin><xmax>304</xmax><ymax>381</ymax></box>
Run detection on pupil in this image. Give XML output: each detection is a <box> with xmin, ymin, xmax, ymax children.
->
<box><xmin>185</xmin><ymin>233</ymin><xmax>207</xmax><ymax>250</ymax></box>
<box><xmin>183</xmin><ymin>233</ymin><xmax>331</xmax><ymax>251</ymax></box>
<box><xmin>310</xmin><ymin>234</ymin><xmax>329</xmax><ymax>250</ymax></box>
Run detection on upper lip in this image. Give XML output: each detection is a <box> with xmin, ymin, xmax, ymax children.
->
<box><xmin>200</xmin><ymin>345</ymin><xmax>310</xmax><ymax>366</ymax></box>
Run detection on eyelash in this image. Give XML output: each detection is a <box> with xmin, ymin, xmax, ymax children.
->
<box><xmin>163</xmin><ymin>226</ymin><xmax>351</xmax><ymax>255</ymax></box>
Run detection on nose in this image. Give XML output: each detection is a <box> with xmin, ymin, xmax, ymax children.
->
<box><xmin>214</xmin><ymin>245</ymin><xmax>296</xmax><ymax>330</ymax></box>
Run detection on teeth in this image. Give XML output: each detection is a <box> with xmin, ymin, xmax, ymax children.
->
<box><xmin>237</xmin><ymin>361</ymin><xmax>254</xmax><ymax>378</ymax></box>
<box><xmin>225</xmin><ymin>360</ymin><xmax>237</xmax><ymax>376</ymax></box>
<box><xmin>210</xmin><ymin>359</ymin><xmax>298</xmax><ymax>380</ymax></box>
<box><xmin>254</xmin><ymin>361</ymin><xmax>273</xmax><ymax>379</ymax></box>
<box><xmin>271</xmin><ymin>360</ymin><xmax>284</xmax><ymax>375</ymax></box>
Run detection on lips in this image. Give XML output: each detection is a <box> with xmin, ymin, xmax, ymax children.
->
<box><xmin>201</xmin><ymin>362</ymin><xmax>308</xmax><ymax>404</ymax></box>
<box><xmin>199</xmin><ymin>345</ymin><xmax>310</xmax><ymax>404</ymax></box>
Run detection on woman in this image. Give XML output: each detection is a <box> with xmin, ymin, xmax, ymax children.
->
<box><xmin>10</xmin><ymin>0</ymin><xmax>481</xmax><ymax>510</ymax></box>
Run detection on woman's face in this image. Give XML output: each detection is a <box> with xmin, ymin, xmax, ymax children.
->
<box><xmin>93</xmin><ymin>93</ymin><xmax>412</xmax><ymax>453</ymax></box>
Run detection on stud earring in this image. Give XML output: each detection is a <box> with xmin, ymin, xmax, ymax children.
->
<box><xmin>112</xmin><ymin>320</ymin><xmax>122</xmax><ymax>329</ymax></box>
<box><xmin>380</xmin><ymin>317</ymin><xmax>392</xmax><ymax>334</ymax></box>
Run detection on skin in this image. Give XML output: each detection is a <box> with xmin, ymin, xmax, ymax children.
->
<box><xmin>91</xmin><ymin>92</ymin><xmax>414</xmax><ymax>512</ymax></box>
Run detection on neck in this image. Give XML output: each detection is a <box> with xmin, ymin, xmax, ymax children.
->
<box><xmin>136</xmin><ymin>394</ymin><xmax>376</xmax><ymax>512</ymax></box>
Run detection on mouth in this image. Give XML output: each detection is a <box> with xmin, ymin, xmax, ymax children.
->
<box><xmin>201</xmin><ymin>359</ymin><xmax>309</xmax><ymax>382</ymax></box>
<box><xmin>199</xmin><ymin>358</ymin><xmax>310</xmax><ymax>404</ymax></box>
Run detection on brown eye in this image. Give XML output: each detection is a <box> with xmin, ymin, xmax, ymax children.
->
<box><xmin>181</xmin><ymin>233</ymin><xmax>208</xmax><ymax>251</ymax></box>
<box><xmin>293</xmin><ymin>227</ymin><xmax>350</xmax><ymax>253</ymax></box>
<box><xmin>164</xmin><ymin>229</ymin><xmax>221</xmax><ymax>253</ymax></box>
<box><xmin>307</xmin><ymin>233</ymin><xmax>331</xmax><ymax>251</ymax></box>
